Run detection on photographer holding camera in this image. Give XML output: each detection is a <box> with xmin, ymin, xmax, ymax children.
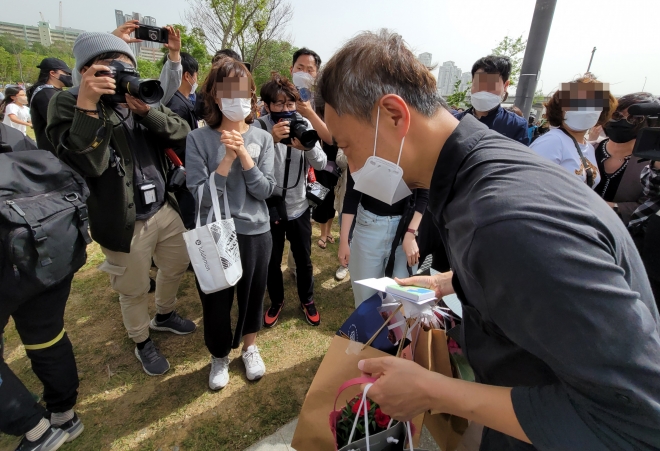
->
<box><xmin>258</xmin><ymin>74</ymin><xmax>327</xmax><ymax>328</ymax></box>
<box><xmin>46</xmin><ymin>32</ymin><xmax>195</xmax><ymax>377</ymax></box>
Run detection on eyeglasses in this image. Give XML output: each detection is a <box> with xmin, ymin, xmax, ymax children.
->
<box><xmin>611</xmin><ymin>111</ymin><xmax>646</xmax><ymax>125</ymax></box>
<box><xmin>270</xmin><ymin>101</ymin><xmax>296</xmax><ymax>111</ymax></box>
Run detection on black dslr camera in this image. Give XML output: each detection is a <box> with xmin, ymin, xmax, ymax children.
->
<box><xmin>280</xmin><ymin>113</ymin><xmax>320</xmax><ymax>149</ymax></box>
<box><xmin>95</xmin><ymin>60</ymin><xmax>164</xmax><ymax>105</ymax></box>
<box><xmin>630</xmin><ymin>102</ymin><xmax>660</xmax><ymax>160</ymax></box>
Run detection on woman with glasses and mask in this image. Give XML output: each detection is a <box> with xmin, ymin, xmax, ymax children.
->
<box><xmin>530</xmin><ymin>75</ymin><xmax>617</xmax><ymax>188</ymax></box>
<box><xmin>27</xmin><ymin>58</ymin><xmax>73</xmax><ymax>151</ymax></box>
<box><xmin>592</xmin><ymin>93</ymin><xmax>660</xmax><ymax>225</ymax></box>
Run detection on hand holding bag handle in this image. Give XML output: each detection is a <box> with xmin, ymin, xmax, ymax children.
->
<box><xmin>334</xmin><ymin>377</ymin><xmax>415</xmax><ymax>451</ymax></box>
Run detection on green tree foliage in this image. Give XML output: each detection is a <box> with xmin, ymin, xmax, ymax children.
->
<box><xmin>186</xmin><ymin>0</ymin><xmax>294</xmax><ymax>81</ymax></box>
<box><xmin>445</xmin><ymin>79</ymin><xmax>471</xmax><ymax>110</ymax></box>
<box><xmin>0</xmin><ymin>33</ymin><xmax>75</xmax><ymax>85</ymax></box>
<box><xmin>491</xmin><ymin>35</ymin><xmax>526</xmax><ymax>86</ymax></box>
<box><xmin>250</xmin><ymin>39</ymin><xmax>296</xmax><ymax>90</ymax></box>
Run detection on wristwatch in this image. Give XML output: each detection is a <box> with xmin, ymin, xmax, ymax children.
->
<box><xmin>406</xmin><ymin>228</ymin><xmax>418</xmax><ymax>237</ymax></box>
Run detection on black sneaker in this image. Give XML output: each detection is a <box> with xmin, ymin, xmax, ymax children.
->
<box><xmin>301</xmin><ymin>301</ymin><xmax>320</xmax><ymax>326</ymax></box>
<box><xmin>134</xmin><ymin>341</ymin><xmax>170</xmax><ymax>376</ymax></box>
<box><xmin>149</xmin><ymin>311</ymin><xmax>196</xmax><ymax>335</ymax></box>
<box><xmin>56</xmin><ymin>413</ymin><xmax>84</xmax><ymax>442</ymax></box>
<box><xmin>15</xmin><ymin>428</ymin><xmax>69</xmax><ymax>451</ymax></box>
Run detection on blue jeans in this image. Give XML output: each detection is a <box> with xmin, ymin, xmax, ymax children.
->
<box><xmin>349</xmin><ymin>205</ymin><xmax>416</xmax><ymax>307</ymax></box>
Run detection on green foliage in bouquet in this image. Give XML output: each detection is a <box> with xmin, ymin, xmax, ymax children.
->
<box><xmin>335</xmin><ymin>394</ymin><xmax>394</xmax><ymax>448</ymax></box>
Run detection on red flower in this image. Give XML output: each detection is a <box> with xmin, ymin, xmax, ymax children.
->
<box><xmin>374</xmin><ymin>408</ymin><xmax>390</xmax><ymax>429</ymax></box>
<box><xmin>351</xmin><ymin>397</ymin><xmax>371</xmax><ymax>416</ymax></box>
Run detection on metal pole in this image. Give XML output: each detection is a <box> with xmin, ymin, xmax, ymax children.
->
<box><xmin>514</xmin><ymin>0</ymin><xmax>557</xmax><ymax>119</ymax></box>
<box><xmin>586</xmin><ymin>47</ymin><xmax>597</xmax><ymax>73</ymax></box>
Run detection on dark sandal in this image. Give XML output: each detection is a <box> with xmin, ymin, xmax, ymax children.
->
<box><xmin>326</xmin><ymin>235</ymin><xmax>335</xmax><ymax>244</ymax></box>
<box><xmin>317</xmin><ymin>239</ymin><xmax>327</xmax><ymax>249</ymax></box>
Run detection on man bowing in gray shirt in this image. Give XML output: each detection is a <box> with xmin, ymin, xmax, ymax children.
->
<box><xmin>319</xmin><ymin>29</ymin><xmax>660</xmax><ymax>451</ymax></box>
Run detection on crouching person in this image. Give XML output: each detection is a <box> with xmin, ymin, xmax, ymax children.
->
<box><xmin>186</xmin><ymin>58</ymin><xmax>275</xmax><ymax>389</ymax></box>
<box><xmin>46</xmin><ymin>32</ymin><xmax>194</xmax><ymax>377</ymax></box>
<box><xmin>0</xmin><ymin>145</ymin><xmax>86</xmax><ymax>448</ymax></box>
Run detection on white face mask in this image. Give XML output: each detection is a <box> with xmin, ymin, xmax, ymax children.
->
<box><xmin>352</xmin><ymin>108</ymin><xmax>413</xmax><ymax>205</ymax></box>
<box><xmin>188</xmin><ymin>76</ymin><xmax>198</xmax><ymax>94</ymax></box>
<box><xmin>470</xmin><ymin>91</ymin><xmax>502</xmax><ymax>112</ymax></box>
<box><xmin>563</xmin><ymin>109</ymin><xmax>602</xmax><ymax>132</ymax></box>
<box><xmin>219</xmin><ymin>98</ymin><xmax>251</xmax><ymax>122</ymax></box>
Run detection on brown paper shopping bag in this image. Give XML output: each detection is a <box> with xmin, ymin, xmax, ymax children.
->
<box><xmin>414</xmin><ymin>329</ymin><xmax>469</xmax><ymax>451</ymax></box>
<box><xmin>292</xmin><ymin>335</ymin><xmax>425</xmax><ymax>451</ymax></box>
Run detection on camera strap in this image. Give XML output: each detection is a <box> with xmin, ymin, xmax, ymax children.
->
<box><xmin>255</xmin><ymin>118</ymin><xmax>304</xmax><ymax>196</ymax></box>
<box><xmin>279</xmin><ymin>146</ymin><xmax>305</xmax><ymax>199</ymax></box>
<box><xmin>559</xmin><ymin>127</ymin><xmax>595</xmax><ymax>188</ymax></box>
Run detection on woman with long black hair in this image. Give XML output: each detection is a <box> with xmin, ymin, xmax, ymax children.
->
<box><xmin>27</xmin><ymin>58</ymin><xmax>72</xmax><ymax>151</ymax></box>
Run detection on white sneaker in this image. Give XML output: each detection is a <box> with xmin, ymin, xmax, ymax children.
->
<box><xmin>209</xmin><ymin>356</ymin><xmax>230</xmax><ymax>390</ymax></box>
<box><xmin>242</xmin><ymin>345</ymin><xmax>266</xmax><ymax>381</ymax></box>
<box><xmin>335</xmin><ymin>265</ymin><xmax>349</xmax><ymax>280</ymax></box>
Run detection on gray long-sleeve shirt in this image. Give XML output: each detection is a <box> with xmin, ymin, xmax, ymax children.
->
<box><xmin>430</xmin><ymin>115</ymin><xmax>660</xmax><ymax>450</ymax></box>
<box><xmin>258</xmin><ymin>114</ymin><xmax>327</xmax><ymax>219</ymax></box>
<box><xmin>186</xmin><ymin>125</ymin><xmax>275</xmax><ymax>235</ymax></box>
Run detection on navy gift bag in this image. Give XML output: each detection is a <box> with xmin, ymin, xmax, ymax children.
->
<box><xmin>337</xmin><ymin>293</ymin><xmax>398</xmax><ymax>355</ymax></box>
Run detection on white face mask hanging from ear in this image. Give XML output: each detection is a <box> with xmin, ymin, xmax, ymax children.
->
<box><xmin>352</xmin><ymin>107</ymin><xmax>413</xmax><ymax>205</ymax></box>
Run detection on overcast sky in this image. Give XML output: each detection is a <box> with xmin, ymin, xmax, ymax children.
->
<box><xmin>6</xmin><ymin>0</ymin><xmax>659</xmax><ymax>95</ymax></box>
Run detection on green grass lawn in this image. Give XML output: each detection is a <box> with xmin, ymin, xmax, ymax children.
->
<box><xmin>0</xmin><ymin>221</ymin><xmax>354</xmax><ymax>451</ymax></box>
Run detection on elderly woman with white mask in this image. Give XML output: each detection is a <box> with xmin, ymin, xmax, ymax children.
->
<box><xmin>530</xmin><ymin>76</ymin><xmax>617</xmax><ymax>188</ymax></box>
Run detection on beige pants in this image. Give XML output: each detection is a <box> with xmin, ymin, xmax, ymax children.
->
<box><xmin>99</xmin><ymin>203</ymin><xmax>190</xmax><ymax>343</ymax></box>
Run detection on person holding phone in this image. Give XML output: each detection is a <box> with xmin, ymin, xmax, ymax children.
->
<box><xmin>111</xmin><ymin>20</ymin><xmax>183</xmax><ymax>106</ymax></box>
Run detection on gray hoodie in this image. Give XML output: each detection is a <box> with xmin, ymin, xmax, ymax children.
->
<box><xmin>258</xmin><ymin>114</ymin><xmax>327</xmax><ymax>219</ymax></box>
<box><xmin>186</xmin><ymin>125</ymin><xmax>275</xmax><ymax>235</ymax></box>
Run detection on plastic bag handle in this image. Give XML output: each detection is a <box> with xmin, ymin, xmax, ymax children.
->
<box><xmin>333</xmin><ymin>376</ymin><xmax>377</xmax><ymax>413</ymax></box>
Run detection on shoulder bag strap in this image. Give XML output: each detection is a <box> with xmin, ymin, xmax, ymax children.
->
<box><xmin>559</xmin><ymin>127</ymin><xmax>595</xmax><ymax>187</ymax></box>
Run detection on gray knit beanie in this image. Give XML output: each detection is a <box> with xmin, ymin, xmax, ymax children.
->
<box><xmin>72</xmin><ymin>32</ymin><xmax>136</xmax><ymax>86</ymax></box>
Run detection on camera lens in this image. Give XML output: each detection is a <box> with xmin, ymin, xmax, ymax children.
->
<box><xmin>137</xmin><ymin>80</ymin><xmax>164</xmax><ymax>104</ymax></box>
<box><xmin>149</xmin><ymin>31</ymin><xmax>158</xmax><ymax>40</ymax></box>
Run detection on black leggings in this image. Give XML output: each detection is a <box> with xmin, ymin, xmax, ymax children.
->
<box><xmin>196</xmin><ymin>232</ymin><xmax>272</xmax><ymax>358</ymax></box>
<box><xmin>0</xmin><ymin>275</ymin><xmax>78</xmax><ymax>436</ymax></box>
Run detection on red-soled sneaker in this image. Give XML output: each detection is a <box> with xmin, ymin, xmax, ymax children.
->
<box><xmin>301</xmin><ymin>301</ymin><xmax>320</xmax><ymax>326</ymax></box>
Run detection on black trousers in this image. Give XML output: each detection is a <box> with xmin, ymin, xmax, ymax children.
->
<box><xmin>635</xmin><ymin>214</ymin><xmax>660</xmax><ymax>311</ymax></box>
<box><xmin>267</xmin><ymin>207</ymin><xmax>314</xmax><ymax>306</ymax></box>
<box><xmin>0</xmin><ymin>275</ymin><xmax>79</xmax><ymax>436</ymax></box>
<box><xmin>175</xmin><ymin>187</ymin><xmax>196</xmax><ymax>230</ymax></box>
<box><xmin>196</xmin><ymin>232</ymin><xmax>272</xmax><ymax>358</ymax></box>
<box><xmin>417</xmin><ymin>213</ymin><xmax>451</xmax><ymax>273</ymax></box>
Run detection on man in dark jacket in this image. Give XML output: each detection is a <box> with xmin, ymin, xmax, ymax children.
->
<box><xmin>47</xmin><ymin>32</ymin><xmax>195</xmax><ymax>377</ymax></box>
<box><xmin>319</xmin><ymin>29</ymin><xmax>660</xmax><ymax>451</ymax></box>
<box><xmin>165</xmin><ymin>52</ymin><xmax>199</xmax><ymax>229</ymax></box>
<box><xmin>454</xmin><ymin>55</ymin><xmax>529</xmax><ymax>145</ymax></box>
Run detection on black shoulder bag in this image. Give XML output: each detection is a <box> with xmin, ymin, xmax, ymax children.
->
<box><xmin>559</xmin><ymin>127</ymin><xmax>596</xmax><ymax>188</ymax></box>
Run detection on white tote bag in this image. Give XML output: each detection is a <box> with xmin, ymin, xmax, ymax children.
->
<box><xmin>183</xmin><ymin>174</ymin><xmax>243</xmax><ymax>294</ymax></box>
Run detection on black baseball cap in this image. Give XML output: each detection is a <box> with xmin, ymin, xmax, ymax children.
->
<box><xmin>37</xmin><ymin>58</ymin><xmax>72</xmax><ymax>73</ymax></box>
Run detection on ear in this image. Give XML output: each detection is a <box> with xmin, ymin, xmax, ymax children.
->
<box><xmin>378</xmin><ymin>94</ymin><xmax>411</xmax><ymax>138</ymax></box>
<box><xmin>503</xmin><ymin>79</ymin><xmax>510</xmax><ymax>91</ymax></box>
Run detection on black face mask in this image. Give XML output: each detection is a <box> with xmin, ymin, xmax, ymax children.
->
<box><xmin>270</xmin><ymin>110</ymin><xmax>295</xmax><ymax>123</ymax></box>
<box><xmin>58</xmin><ymin>74</ymin><xmax>73</xmax><ymax>88</ymax></box>
<box><xmin>604</xmin><ymin>120</ymin><xmax>641</xmax><ymax>143</ymax></box>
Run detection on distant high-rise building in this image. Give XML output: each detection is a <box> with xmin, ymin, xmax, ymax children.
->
<box><xmin>0</xmin><ymin>20</ymin><xmax>83</xmax><ymax>47</ymax></box>
<box><xmin>437</xmin><ymin>61</ymin><xmax>462</xmax><ymax>96</ymax></box>
<box><xmin>114</xmin><ymin>10</ymin><xmax>163</xmax><ymax>59</ymax></box>
<box><xmin>459</xmin><ymin>72</ymin><xmax>472</xmax><ymax>92</ymax></box>
<box><xmin>418</xmin><ymin>52</ymin><xmax>432</xmax><ymax>67</ymax></box>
